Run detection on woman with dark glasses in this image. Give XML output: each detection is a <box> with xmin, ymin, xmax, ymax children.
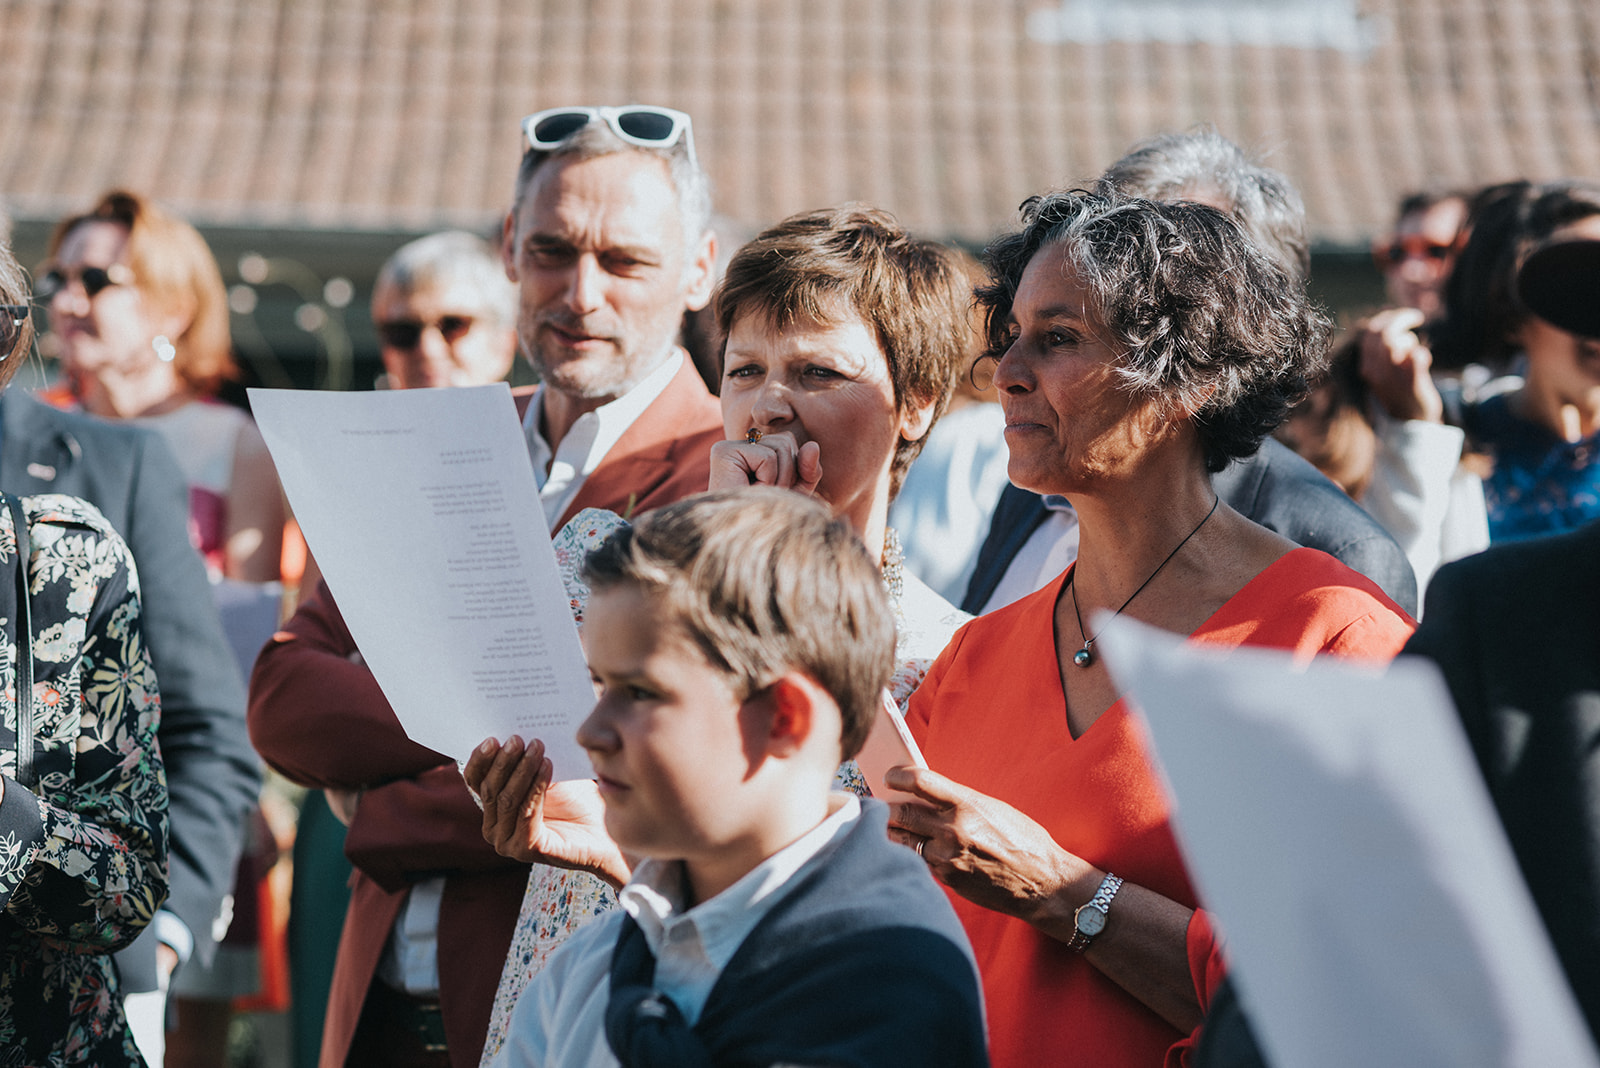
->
<box><xmin>0</xmin><ymin>235</ymin><xmax>170</xmax><ymax>1066</ymax></box>
<box><xmin>39</xmin><ymin>189</ymin><xmax>287</xmax><ymax>584</ymax></box>
<box><xmin>39</xmin><ymin>190</ymin><xmax>287</xmax><ymax>1067</ymax></box>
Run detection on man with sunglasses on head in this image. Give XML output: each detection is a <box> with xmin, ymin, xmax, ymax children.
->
<box><xmin>500</xmin><ymin>104</ymin><xmax>721</xmax><ymax>527</ymax></box>
<box><xmin>249</xmin><ymin>108</ymin><xmax>722</xmax><ymax>1068</ymax></box>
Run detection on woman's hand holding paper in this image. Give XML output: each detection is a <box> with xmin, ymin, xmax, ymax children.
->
<box><xmin>464</xmin><ymin>735</ymin><xmax>632</xmax><ymax>890</ymax></box>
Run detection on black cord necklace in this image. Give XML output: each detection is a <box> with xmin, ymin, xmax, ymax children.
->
<box><xmin>1069</xmin><ymin>494</ymin><xmax>1220</xmax><ymax>669</ymax></box>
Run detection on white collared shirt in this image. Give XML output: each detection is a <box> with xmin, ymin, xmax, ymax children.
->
<box><xmin>981</xmin><ymin>494</ymin><xmax>1081</xmax><ymax>613</ymax></box>
<box><xmin>490</xmin><ymin>795</ymin><xmax>862</xmax><ymax>1068</ymax></box>
<box><xmin>524</xmin><ymin>352</ymin><xmax>685</xmax><ymax>530</ymax></box>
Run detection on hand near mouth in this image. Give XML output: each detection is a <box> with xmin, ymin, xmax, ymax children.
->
<box><xmin>465</xmin><ymin>735</ymin><xmax>632</xmax><ymax>890</ymax></box>
<box><xmin>708</xmin><ymin>429</ymin><xmax>824</xmax><ymax>497</ymax></box>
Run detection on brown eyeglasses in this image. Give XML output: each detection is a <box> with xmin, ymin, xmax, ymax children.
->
<box><xmin>376</xmin><ymin>315</ymin><xmax>477</xmax><ymax>350</ymax></box>
<box><xmin>34</xmin><ymin>263</ymin><xmax>134</xmax><ymax>302</ymax></box>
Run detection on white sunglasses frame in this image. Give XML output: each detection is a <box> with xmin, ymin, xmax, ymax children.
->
<box><xmin>521</xmin><ymin>106</ymin><xmax>697</xmax><ymax>168</ymax></box>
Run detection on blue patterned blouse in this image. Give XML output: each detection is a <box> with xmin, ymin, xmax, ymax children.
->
<box><xmin>1468</xmin><ymin>393</ymin><xmax>1600</xmax><ymax>543</ymax></box>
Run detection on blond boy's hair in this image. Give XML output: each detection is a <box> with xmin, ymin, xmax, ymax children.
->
<box><xmin>582</xmin><ymin>488</ymin><xmax>896</xmax><ymax>759</ymax></box>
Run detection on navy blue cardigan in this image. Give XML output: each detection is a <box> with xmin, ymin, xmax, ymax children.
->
<box><xmin>607</xmin><ymin>801</ymin><xmax>989</xmax><ymax>1067</ymax></box>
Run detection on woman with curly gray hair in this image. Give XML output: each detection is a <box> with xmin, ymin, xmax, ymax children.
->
<box><xmin>887</xmin><ymin>187</ymin><xmax>1416</xmax><ymax>1066</ymax></box>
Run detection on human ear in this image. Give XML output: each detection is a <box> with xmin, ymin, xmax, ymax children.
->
<box><xmin>147</xmin><ymin>299</ymin><xmax>193</xmax><ymax>353</ymax></box>
<box><xmin>763</xmin><ymin>673</ymin><xmax>818</xmax><ymax>757</ymax></box>
<box><xmin>682</xmin><ymin>230</ymin><xmax>718</xmax><ymax>313</ymax></box>
<box><xmin>500</xmin><ymin>209</ymin><xmax>520</xmax><ymax>283</ymax></box>
<box><xmin>897</xmin><ymin>390</ymin><xmax>939</xmax><ymax>445</ymax></box>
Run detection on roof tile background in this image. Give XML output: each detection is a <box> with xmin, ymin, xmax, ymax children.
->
<box><xmin>0</xmin><ymin>0</ymin><xmax>1596</xmax><ymax>244</ymax></box>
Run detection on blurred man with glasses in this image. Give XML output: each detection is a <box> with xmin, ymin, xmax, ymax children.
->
<box><xmin>249</xmin><ymin>109</ymin><xmax>723</xmax><ymax>1068</ymax></box>
<box><xmin>373</xmin><ymin>230</ymin><xmax>518</xmax><ymax>391</ymax></box>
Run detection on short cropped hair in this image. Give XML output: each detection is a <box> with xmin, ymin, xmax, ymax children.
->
<box><xmin>513</xmin><ymin>117</ymin><xmax>711</xmax><ymax>251</ymax></box>
<box><xmin>582</xmin><ymin>487</ymin><xmax>896</xmax><ymax>761</ymax></box>
<box><xmin>373</xmin><ymin>230</ymin><xmax>517</xmax><ymax>326</ymax></box>
<box><xmin>50</xmin><ymin>191</ymin><xmax>235</xmax><ymax>396</ymax></box>
<box><xmin>0</xmin><ymin>237</ymin><xmax>34</xmax><ymax>390</ymax></box>
<box><xmin>1430</xmin><ymin>180</ymin><xmax>1600</xmax><ymax>371</ymax></box>
<box><xmin>714</xmin><ymin>205</ymin><xmax>971</xmax><ymax>497</ymax></box>
<box><xmin>1104</xmin><ymin>128</ymin><xmax>1311</xmax><ymax>283</ymax></box>
<box><xmin>978</xmin><ymin>186</ymin><xmax>1332</xmax><ymax>473</ymax></box>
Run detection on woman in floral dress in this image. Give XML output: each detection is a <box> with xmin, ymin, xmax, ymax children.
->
<box><xmin>0</xmin><ymin>246</ymin><xmax>168</xmax><ymax>1064</ymax></box>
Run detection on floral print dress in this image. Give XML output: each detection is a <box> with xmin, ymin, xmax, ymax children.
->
<box><xmin>0</xmin><ymin>495</ymin><xmax>168</xmax><ymax>1067</ymax></box>
<box><xmin>478</xmin><ymin>509</ymin><xmax>969</xmax><ymax>1063</ymax></box>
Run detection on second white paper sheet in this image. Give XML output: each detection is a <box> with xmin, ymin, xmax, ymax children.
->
<box><xmin>1095</xmin><ymin>617</ymin><xmax>1597</xmax><ymax>1068</ymax></box>
<box><xmin>251</xmin><ymin>384</ymin><xmax>595</xmax><ymax>777</ymax></box>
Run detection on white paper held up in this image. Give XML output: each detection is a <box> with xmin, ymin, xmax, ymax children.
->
<box><xmin>1094</xmin><ymin>616</ymin><xmax>1598</xmax><ymax>1068</ymax></box>
<box><xmin>250</xmin><ymin>384</ymin><xmax>595</xmax><ymax>777</ymax></box>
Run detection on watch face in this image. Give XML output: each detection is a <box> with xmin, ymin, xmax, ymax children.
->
<box><xmin>1076</xmin><ymin>905</ymin><xmax>1107</xmax><ymax>938</ymax></box>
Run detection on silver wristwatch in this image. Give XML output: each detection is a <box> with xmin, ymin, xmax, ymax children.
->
<box><xmin>1067</xmin><ymin>872</ymin><xmax>1124</xmax><ymax>953</ymax></box>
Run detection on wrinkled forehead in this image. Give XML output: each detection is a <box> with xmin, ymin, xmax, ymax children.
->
<box><xmin>373</xmin><ymin>274</ymin><xmax>502</xmax><ymax>322</ymax></box>
<box><xmin>515</xmin><ymin>151</ymin><xmax>686</xmax><ymax>251</ymax></box>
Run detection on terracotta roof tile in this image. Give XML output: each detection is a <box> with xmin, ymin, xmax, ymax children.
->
<box><xmin>1</xmin><ymin>0</ymin><xmax>1596</xmax><ymax>246</ymax></box>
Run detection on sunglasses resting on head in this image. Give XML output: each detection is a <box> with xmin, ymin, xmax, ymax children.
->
<box><xmin>522</xmin><ymin>105</ymin><xmax>696</xmax><ymax>166</ymax></box>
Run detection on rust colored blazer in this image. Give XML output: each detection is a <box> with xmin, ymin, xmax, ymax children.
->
<box><xmin>248</xmin><ymin>357</ymin><xmax>721</xmax><ymax>1067</ymax></box>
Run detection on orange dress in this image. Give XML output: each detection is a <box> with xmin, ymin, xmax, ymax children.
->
<box><xmin>905</xmin><ymin>548</ymin><xmax>1416</xmax><ymax>1068</ymax></box>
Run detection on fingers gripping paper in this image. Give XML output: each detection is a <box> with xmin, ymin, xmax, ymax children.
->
<box><xmin>1094</xmin><ymin>616</ymin><xmax>1598</xmax><ymax>1068</ymax></box>
<box><xmin>250</xmin><ymin>384</ymin><xmax>594</xmax><ymax>777</ymax></box>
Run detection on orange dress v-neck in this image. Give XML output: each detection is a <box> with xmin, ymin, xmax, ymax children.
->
<box><xmin>905</xmin><ymin>547</ymin><xmax>1415</xmax><ymax>1068</ymax></box>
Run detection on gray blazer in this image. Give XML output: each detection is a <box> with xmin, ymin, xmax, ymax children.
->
<box><xmin>0</xmin><ymin>390</ymin><xmax>261</xmax><ymax>991</ymax></box>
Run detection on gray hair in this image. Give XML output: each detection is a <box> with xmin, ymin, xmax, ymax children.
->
<box><xmin>513</xmin><ymin>119</ymin><xmax>712</xmax><ymax>254</ymax></box>
<box><xmin>373</xmin><ymin>230</ymin><xmax>517</xmax><ymax>326</ymax></box>
<box><xmin>978</xmin><ymin>186</ymin><xmax>1330</xmax><ymax>473</ymax></box>
<box><xmin>1104</xmin><ymin>128</ymin><xmax>1310</xmax><ymax>282</ymax></box>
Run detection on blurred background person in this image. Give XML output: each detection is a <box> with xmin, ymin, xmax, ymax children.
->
<box><xmin>1275</xmin><ymin>185</ymin><xmax>1487</xmax><ymax>600</ymax></box>
<box><xmin>15</xmin><ymin>193</ymin><xmax>261</xmax><ymax>1066</ymax></box>
<box><xmin>0</xmin><ymin>234</ymin><xmax>170</xmax><ymax>1066</ymax></box>
<box><xmin>1275</xmin><ymin>305</ymin><xmax>1490</xmax><ymax>601</ymax></box>
<box><xmin>1371</xmin><ymin>189</ymin><xmax>1469</xmax><ymax>321</ymax></box>
<box><xmin>890</xmin><ymin>248</ymin><xmax>1013</xmax><ymax>603</ymax></box>
<box><xmin>372</xmin><ymin>230</ymin><xmax>518</xmax><ymax>391</ymax></box>
<box><xmin>38</xmin><ymin>190</ymin><xmax>288</xmax><ymax>583</ymax></box>
<box><xmin>253</xmin><ymin>229</ymin><xmax>520</xmax><ymax>1068</ymax></box>
<box><xmin>1403</xmin><ymin>234</ymin><xmax>1600</xmax><ymax>1048</ymax></box>
<box><xmin>1430</xmin><ymin>180</ymin><xmax>1600</xmax><ymax>542</ymax></box>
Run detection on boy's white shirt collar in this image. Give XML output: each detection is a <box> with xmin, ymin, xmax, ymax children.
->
<box><xmin>524</xmin><ymin>350</ymin><xmax>686</xmax><ymax>530</ymax></box>
<box><xmin>617</xmin><ymin>793</ymin><xmax>861</xmax><ymax>1026</ymax></box>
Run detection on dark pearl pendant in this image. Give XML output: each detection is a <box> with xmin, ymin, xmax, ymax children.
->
<box><xmin>1073</xmin><ymin>646</ymin><xmax>1093</xmax><ymax>668</ymax></box>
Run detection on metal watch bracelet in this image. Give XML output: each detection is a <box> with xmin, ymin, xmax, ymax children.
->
<box><xmin>1066</xmin><ymin>872</ymin><xmax>1124</xmax><ymax>953</ymax></box>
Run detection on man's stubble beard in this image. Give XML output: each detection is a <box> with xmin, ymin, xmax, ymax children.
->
<box><xmin>521</xmin><ymin>327</ymin><xmax>675</xmax><ymax>403</ymax></box>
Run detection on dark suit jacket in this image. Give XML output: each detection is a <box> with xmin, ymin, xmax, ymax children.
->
<box><xmin>1404</xmin><ymin>520</ymin><xmax>1600</xmax><ymax>1042</ymax></box>
<box><xmin>248</xmin><ymin>359</ymin><xmax>723</xmax><ymax>1068</ymax></box>
<box><xmin>0</xmin><ymin>390</ymin><xmax>261</xmax><ymax>991</ymax></box>
<box><xmin>962</xmin><ymin>437</ymin><xmax>1420</xmax><ymax>617</ymax></box>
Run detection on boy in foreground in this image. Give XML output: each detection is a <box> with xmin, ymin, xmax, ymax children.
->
<box><xmin>467</xmin><ymin>488</ymin><xmax>987</xmax><ymax>1067</ymax></box>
